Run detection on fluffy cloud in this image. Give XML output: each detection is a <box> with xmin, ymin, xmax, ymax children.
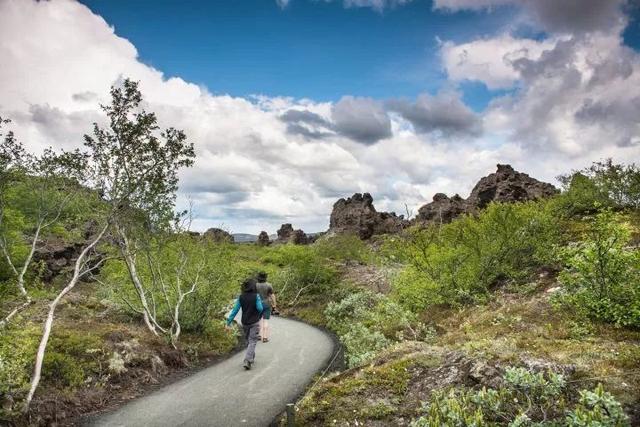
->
<box><xmin>434</xmin><ymin>0</ymin><xmax>627</xmax><ymax>35</ymax></box>
<box><xmin>387</xmin><ymin>91</ymin><xmax>482</xmax><ymax>136</ymax></box>
<box><xmin>482</xmin><ymin>32</ymin><xmax>640</xmax><ymax>155</ymax></box>
<box><xmin>440</xmin><ymin>35</ymin><xmax>557</xmax><ymax>89</ymax></box>
<box><xmin>437</xmin><ymin>0</ymin><xmax>640</xmax><ymax>157</ymax></box>
<box><xmin>279</xmin><ymin>96</ymin><xmax>392</xmax><ymax>144</ymax></box>
<box><xmin>1</xmin><ymin>0</ymin><xmax>639</xmax><ymax>235</ymax></box>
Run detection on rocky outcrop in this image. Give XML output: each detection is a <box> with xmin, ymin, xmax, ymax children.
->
<box><xmin>467</xmin><ymin>164</ymin><xmax>558</xmax><ymax>209</ymax></box>
<box><xmin>33</xmin><ymin>221</ymin><xmax>105</xmax><ymax>283</ymax></box>
<box><xmin>33</xmin><ymin>238</ymin><xmax>86</xmax><ymax>283</ymax></box>
<box><xmin>414</xmin><ymin>164</ymin><xmax>558</xmax><ymax>225</ymax></box>
<box><xmin>276</xmin><ymin>224</ymin><xmax>309</xmax><ymax>244</ymax></box>
<box><xmin>329</xmin><ymin>193</ymin><xmax>408</xmax><ymax>239</ymax></box>
<box><xmin>416</xmin><ymin>193</ymin><xmax>467</xmax><ymax>225</ymax></box>
<box><xmin>203</xmin><ymin>228</ymin><xmax>234</xmax><ymax>243</ymax></box>
<box><xmin>257</xmin><ymin>231</ymin><xmax>270</xmax><ymax>246</ymax></box>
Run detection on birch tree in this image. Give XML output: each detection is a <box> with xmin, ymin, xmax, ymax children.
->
<box><xmin>82</xmin><ymin>78</ymin><xmax>195</xmax><ymax>336</ymax></box>
<box><xmin>0</xmin><ymin>144</ymin><xmax>88</xmax><ymax>328</ymax></box>
<box><xmin>24</xmin><ymin>78</ymin><xmax>194</xmax><ymax>410</ymax></box>
<box><xmin>110</xmin><ymin>226</ymin><xmax>210</xmax><ymax>348</ymax></box>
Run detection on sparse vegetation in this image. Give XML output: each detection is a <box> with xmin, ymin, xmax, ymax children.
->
<box><xmin>412</xmin><ymin>368</ymin><xmax>629</xmax><ymax>427</ymax></box>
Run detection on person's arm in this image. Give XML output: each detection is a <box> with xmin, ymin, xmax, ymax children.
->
<box><xmin>270</xmin><ymin>292</ymin><xmax>277</xmax><ymax>308</ymax></box>
<box><xmin>226</xmin><ymin>298</ymin><xmax>241</xmax><ymax>326</ymax></box>
<box><xmin>256</xmin><ymin>294</ymin><xmax>264</xmax><ymax>312</ymax></box>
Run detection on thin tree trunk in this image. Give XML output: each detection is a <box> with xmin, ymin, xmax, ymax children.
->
<box><xmin>23</xmin><ymin>222</ymin><xmax>108</xmax><ymax>412</ymax></box>
<box><xmin>0</xmin><ymin>297</ymin><xmax>32</xmax><ymax>329</ymax></box>
<box><xmin>15</xmin><ymin>219</ymin><xmax>44</xmax><ymax>297</ymax></box>
<box><xmin>117</xmin><ymin>227</ymin><xmax>164</xmax><ymax>336</ymax></box>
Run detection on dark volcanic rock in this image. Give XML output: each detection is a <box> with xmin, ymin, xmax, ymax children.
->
<box><xmin>277</xmin><ymin>224</ymin><xmax>295</xmax><ymax>241</ymax></box>
<box><xmin>33</xmin><ymin>221</ymin><xmax>106</xmax><ymax>283</ymax></box>
<box><xmin>468</xmin><ymin>164</ymin><xmax>558</xmax><ymax>209</ymax></box>
<box><xmin>276</xmin><ymin>224</ymin><xmax>309</xmax><ymax>244</ymax></box>
<box><xmin>34</xmin><ymin>238</ymin><xmax>86</xmax><ymax>283</ymax></box>
<box><xmin>257</xmin><ymin>231</ymin><xmax>270</xmax><ymax>246</ymax></box>
<box><xmin>414</xmin><ymin>164</ymin><xmax>558</xmax><ymax>226</ymax></box>
<box><xmin>416</xmin><ymin>193</ymin><xmax>468</xmax><ymax>225</ymax></box>
<box><xmin>203</xmin><ymin>228</ymin><xmax>234</xmax><ymax>243</ymax></box>
<box><xmin>329</xmin><ymin>193</ymin><xmax>408</xmax><ymax>239</ymax></box>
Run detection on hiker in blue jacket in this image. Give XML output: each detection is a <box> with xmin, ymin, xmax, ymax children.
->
<box><xmin>226</xmin><ymin>278</ymin><xmax>264</xmax><ymax>370</ymax></box>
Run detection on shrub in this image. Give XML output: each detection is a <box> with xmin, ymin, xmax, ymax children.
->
<box><xmin>43</xmin><ymin>352</ymin><xmax>86</xmax><ymax>388</ymax></box>
<box><xmin>411</xmin><ymin>367</ymin><xmax>628</xmax><ymax>426</ymax></box>
<box><xmin>341</xmin><ymin>323</ymin><xmax>390</xmax><ymax>367</ymax></box>
<box><xmin>326</xmin><ymin>290</ymin><xmax>433</xmax><ymax>367</ymax></box>
<box><xmin>555</xmin><ymin>160</ymin><xmax>640</xmax><ymax>216</ymax></box>
<box><xmin>555</xmin><ymin>172</ymin><xmax>614</xmax><ymax>216</ymax></box>
<box><xmin>393</xmin><ymin>201</ymin><xmax>561</xmax><ymax>309</ymax></box>
<box><xmin>43</xmin><ymin>330</ymin><xmax>104</xmax><ymax>388</ymax></box>
<box><xmin>581</xmin><ymin>159</ymin><xmax>640</xmax><ymax>210</ymax></box>
<box><xmin>566</xmin><ymin>384</ymin><xmax>629</xmax><ymax>426</ymax></box>
<box><xmin>0</xmin><ymin>326</ymin><xmax>39</xmax><ymax>400</ymax></box>
<box><xmin>100</xmin><ymin>235</ymin><xmax>240</xmax><ymax>334</ymax></box>
<box><xmin>555</xmin><ymin>210</ymin><xmax>640</xmax><ymax>328</ymax></box>
<box><xmin>262</xmin><ymin>244</ymin><xmax>337</xmax><ymax>305</ymax></box>
<box><xmin>314</xmin><ymin>233</ymin><xmax>374</xmax><ymax>264</ymax></box>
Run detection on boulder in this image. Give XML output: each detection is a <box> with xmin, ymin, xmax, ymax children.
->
<box><xmin>414</xmin><ymin>164</ymin><xmax>558</xmax><ymax>226</ymax></box>
<box><xmin>33</xmin><ymin>238</ymin><xmax>86</xmax><ymax>282</ymax></box>
<box><xmin>203</xmin><ymin>228</ymin><xmax>234</xmax><ymax>243</ymax></box>
<box><xmin>329</xmin><ymin>193</ymin><xmax>408</xmax><ymax>239</ymax></box>
<box><xmin>467</xmin><ymin>164</ymin><xmax>558</xmax><ymax>209</ymax></box>
<box><xmin>34</xmin><ymin>220</ymin><xmax>105</xmax><ymax>283</ymax></box>
<box><xmin>276</xmin><ymin>223</ymin><xmax>309</xmax><ymax>244</ymax></box>
<box><xmin>257</xmin><ymin>231</ymin><xmax>270</xmax><ymax>246</ymax></box>
<box><xmin>415</xmin><ymin>193</ymin><xmax>468</xmax><ymax>225</ymax></box>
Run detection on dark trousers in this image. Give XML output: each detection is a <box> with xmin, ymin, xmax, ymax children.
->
<box><xmin>242</xmin><ymin>322</ymin><xmax>260</xmax><ymax>363</ymax></box>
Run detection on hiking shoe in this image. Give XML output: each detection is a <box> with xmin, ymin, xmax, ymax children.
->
<box><xmin>263</xmin><ymin>338</ymin><xmax>269</xmax><ymax>343</ymax></box>
<box><xmin>243</xmin><ymin>360</ymin><xmax>251</xmax><ymax>370</ymax></box>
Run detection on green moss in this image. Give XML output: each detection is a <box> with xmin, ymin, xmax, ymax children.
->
<box><xmin>297</xmin><ymin>355</ymin><xmax>414</xmax><ymax>424</ymax></box>
<box><xmin>43</xmin><ymin>329</ymin><xmax>106</xmax><ymax>389</ymax></box>
<box><xmin>0</xmin><ymin>324</ymin><xmax>41</xmax><ymax>396</ymax></box>
<box><xmin>360</xmin><ymin>400</ymin><xmax>397</xmax><ymax>419</ymax></box>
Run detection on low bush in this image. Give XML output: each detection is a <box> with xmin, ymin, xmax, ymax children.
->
<box><xmin>326</xmin><ymin>290</ymin><xmax>433</xmax><ymax>367</ymax></box>
<box><xmin>555</xmin><ymin>172</ymin><xmax>614</xmax><ymax>216</ymax></box>
<box><xmin>0</xmin><ymin>325</ymin><xmax>40</xmax><ymax>401</ymax></box>
<box><xmin>314</xmin><ymin>233</ymin><xmax>374</xmax><ymax>264</ymax></box>
<box><xmin>555</xmin><ymin>159</ymin><xmax>640</xmax><ymax>216</ymax></box>
<box><xmin>555</xmin><ymin>210</ymin><xmax>640</xmax><ymax>328</ymax></box>
<box><xmin>393</xmin><ymin>201</ymin><xmax>561</xmax><ymax>309</ymax></box>
<box><xmin>43</xmin><ymin>330</ymin><xmax>105</xmax><ymax>388</ymax></box>
<box><xmin>411</xmin><ymin>367</ymin><xmax>628</xmax><ymax>426</ymax></box>
<box><xmin>262</xmin><ymin>244</ymin><xmax>338</xmax><ymax>305</ymax></box>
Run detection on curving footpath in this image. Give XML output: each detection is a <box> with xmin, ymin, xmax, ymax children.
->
<box><xmin>89</xmin><ymin>316</ymin><xmax>334</xmax><ymax>427</ymax></box>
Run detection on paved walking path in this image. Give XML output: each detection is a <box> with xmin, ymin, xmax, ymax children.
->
<box><xmin>89</xmin><ymin>317</ymin><xmax>334</xmax><ymax>427</ymax></box>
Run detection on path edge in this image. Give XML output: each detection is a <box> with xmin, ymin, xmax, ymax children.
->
<box><xmin>269</xmin><ymin>315</ymin><xmax>344</xmax><ymax>427</ymax></box>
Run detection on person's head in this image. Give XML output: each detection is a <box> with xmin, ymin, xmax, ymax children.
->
<box><xmin>241</xmin><ymin>278</ymin><xmax>257</xmax><ymax>293</ymax></box>
<box><xmin>256</xmin><ymin>271</ymin><xmax>268</xmax><ymax>283</ymax></box>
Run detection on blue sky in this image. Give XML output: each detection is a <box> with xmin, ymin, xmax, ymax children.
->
<box><xmin>79</xmin><ymin>0</ymin><xmax>522</xmax><ymax>110</ymax></box>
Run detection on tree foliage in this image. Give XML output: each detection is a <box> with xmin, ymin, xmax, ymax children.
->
<box><xmin>83</xmin><ymin>78</ymin><xmax>195</xmax><ymax>228</ymax></box>
<box><xmin>555</xmin><ymin>210</ymin><xmax>640</xmax><ymax>328</ymax></box>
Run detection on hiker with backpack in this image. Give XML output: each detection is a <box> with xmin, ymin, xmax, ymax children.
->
<box><xmin>225</xmin><ymin>278</ymin><xmax>263</xmax><ymax>370</ymax></box>
<box><xmin>256</xmin><ymin>271</ymin><xmax>277</xmax><ymax>343</ymax></box>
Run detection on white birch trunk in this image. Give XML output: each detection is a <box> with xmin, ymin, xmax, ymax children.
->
<box><xmin>22</xmin><ymin>222</ymin><xmax>108</xmax><ymax>412</ymax></box>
